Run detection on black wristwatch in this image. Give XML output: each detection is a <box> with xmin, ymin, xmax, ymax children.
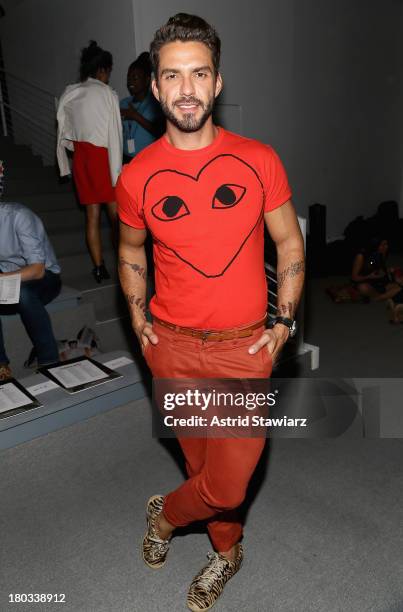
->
<box><xmin>268</xmin><ymin>316</ymin><xmax>298</xmax><ymax>338</ymax></box>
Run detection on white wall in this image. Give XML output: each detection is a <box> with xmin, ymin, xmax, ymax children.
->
<box><xmin>0</xmin><ymin>0</ymin><xmax>136</xmax><ymax>164</ymax></box>
<box><xmin>0</xmin><ymin>0</ymin><xmax>136</xmax><ymax>98</ymax></box>
<box><xmin>131</xmin><ymin>0</ymin><xmax>403</xmax><ymax>238</ymax></box>
<box><xmin>398</xmin><ymin>6</ymin><xmax>403</xmax><ymax>219</ymax></box>
<box><xmin>291</xmin><ymin>0</ymin><xmax>402</xmax><ymax>238</ymax></box>
<box><xmin>0</xmin><ymin>0</ymin><xmax>401</xmax><ymax>236</ymax></box>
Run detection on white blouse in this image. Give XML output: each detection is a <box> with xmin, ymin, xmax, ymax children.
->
<box><xmin>56</xmin><ymin>78</ymin><xmax>123</xmax><ymax>186</ymax></box>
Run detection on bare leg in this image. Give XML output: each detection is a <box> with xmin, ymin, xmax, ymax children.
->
<box><xmin>356</xmin><ymin>283</ymin><xmax>379</xmax><ymax>300</ymax></box>
<box><xmin>387</xmin><ymin>299</ymin><xmax>399</xmax><ymax>323</ymax></box>
<box><xmin>156</xmin><ymin>509</ymin><xmax>238</xmax><ymax>560</ymax></box>
<box><xmin>155</xmin><ymin>512</ymin><xmax>175</xmax><ymax>540</ymax></box>
<box><xmin>219</xmin><ymin>543</ymin><xmax>240</xmax><ymax>562</ymax></box>
<box><xmin>373</xmin><ymin>283</ymin><xmax>403</xmax><ymax>302</ymax></box>
<box><xmin>85</xmin><ymin>204</ymin><xmax>102</xmax><ymax>266</ymax></box>
<box><xmin>106</xmin><ymin>201</ymin><xmax>118</xmax><ymax>250</ymax></box>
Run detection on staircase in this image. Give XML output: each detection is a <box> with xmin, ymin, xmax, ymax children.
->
<box><xmin>0</xmin><ymin>136</ymin><xmax>138</xmax><ymax>378</ymax></box>
<box><xmin>0</xmin><ymin>135</ymin><xmax>318</xmax><ymax>378</ymax></box>
<box><xmin>0</xmin><ymin>136</ymin><xmax>320</xmax><ymax>449</ymax></box>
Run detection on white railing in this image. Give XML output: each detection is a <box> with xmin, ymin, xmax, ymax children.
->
<box><xmin>0</xmin><ymin>69</ymin><xmax>57</xmax><ymax>166</ymax></box>
<box><xmin>265</xmin><ymin>215</ymin><xmax>319</xmax><ymax>370</ymax></box>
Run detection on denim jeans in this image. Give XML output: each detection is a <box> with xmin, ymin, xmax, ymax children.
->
<box><xmin>0</xmin><ymin>270</ymin><xmax>61</xmax><ymax>366</ymax></box>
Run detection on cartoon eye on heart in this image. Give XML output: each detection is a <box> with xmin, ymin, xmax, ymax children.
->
<box><xmin>152</xmin><ymin>195</ymin><xmax>190</xmax><ymax>222</ymax></box>
<box><xmin>212</xmin><ymin>184</ymin><xmax>246</xmax><ymax>209</ymax></box>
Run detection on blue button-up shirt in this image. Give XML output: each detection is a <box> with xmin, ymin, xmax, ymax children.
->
<box><xmin>0</xmin><ymin>203</ymin><xmax>60</xmax><ymax>274</ymax></box>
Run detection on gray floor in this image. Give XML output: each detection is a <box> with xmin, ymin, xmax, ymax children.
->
<box><xmin>1</xmin><ymin>266</ymin><xmax>403</xmax><ymax>611</ymax></box>
<box><xmin>304</xmin><ymin>264</ymin><xmax>403</xmax><ymax>378</ymax></box>
<box><xmin>1</xmin><ymin>137</ymin><xmax>402</xmax><ymax>610</ymax></box>
<box><xmin>1</xmin><ymin>396</ymin><xmax>403</xmax><ymax>612</ymax></box>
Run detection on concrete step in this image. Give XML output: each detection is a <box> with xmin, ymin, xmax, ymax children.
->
<box><xmin>0</xmin><ymin>286</ymin><xmax>81</xmax><ymax>323</ymax></box>
<box><xmin>0</xmin><ymin>151</ymin><xmax>44</xmax><ymax>167</ymax></box>
<box><xmin>80</xmin><ymin>274</ymin><xmax>154</xmax><ymax>322</ymax></box>
<box><xmin>0</xmin><ymin>136</ymin><xmax>31</xmax><ymax>148</ymax></box>
<box><xmin>51</xmin><ymin>227</ymin><xmax>90</xmax><ymax>258</ymax></box>
<box><xmin>0</xmin><ymin>137</ymin><xmax>57</xmax><ymax>174</ymax></box>
<box><xmin>0</xmin><ymin>138</ymin><xmax>37</xmax><ymax>153</ymax></box>
<box><xmin>95</xmin><ymin>316</ymin><xmax>137</xmax><ymax>357</ymax></box>
<box><xmin>4</xmin><ymin>176</ymin><xmax>73</xmax><ymax>196</ymax></box>
<box><xmin>82</xmin><ymin>283</ymin><xmax>127</xmax><ymax>322</ymax></box>
<box><xmin>0</xmin><ymin>135</ymin><xmax>19</xmax><ymax>146</ymax></box>
<box><xmin>61</xmin><ymin>266</ymin><xmax>118</xmax><ymax>294</ymax></box>
<box><xmin>0</xmin><ymin>350</ymin><xmax>148</xmax><ymax>450</ymax></box>
<box><xmin>58</xmin><ymin>249</ymin><xmax>116</xmax><ymax>282</ymax></box>
<box><xmin>4</xmin><ymin>165</ymin><xmax>60</xmax><ymax>180</ymax></box>
<box><xmin>14</xmin><ymin>192</ymin><xmax>80</xmax><ymax>213</ymax></box>
<box><xmin>274</xmin><ymin>347</ymin><xmax>314</xmax><ymax>378</ymax></box>
<box><xmin>51</xmin><ymin>224</ymin><xmax>114</xmax><ymax>258</ymax></box>
<box><xmin>2</xmin><ymin>301</ymin><xmax>96</xmax><ymax>379</ymax></box>
<box><xmin>37</xmin><ymin>206</ymin><xmax>113</xmax><ymax>234</ymax></box>
<box><xmin>35</xmin><ymin>207</ymin><xmax>85</xmax><ymax>232</ymax></box>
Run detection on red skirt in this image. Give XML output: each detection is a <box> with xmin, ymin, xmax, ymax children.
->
<box><xmin>72</xmin><ymin>141</ymin><xmax>115</xmax><ymax>205</ymax></box>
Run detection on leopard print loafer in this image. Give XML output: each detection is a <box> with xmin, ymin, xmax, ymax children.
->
<box><xmin>187</xmin><ymin>544</ymin><xmax>243</xmax><ymax>611</ymax></box>
<box><xmin>142</xmin><ymin>495</ymin><xmax>171</xmax><ymax>569</ymax></box>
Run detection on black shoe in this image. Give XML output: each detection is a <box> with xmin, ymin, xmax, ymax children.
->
<box><xmin>99</xmin><ymin>262</ymin><xmax>110</xmax><ymax>279</ymax></box>
<box><xmin>92</xmin><ymin>262</ymin><xmax>110</xmax><ymax>283</ymax></box>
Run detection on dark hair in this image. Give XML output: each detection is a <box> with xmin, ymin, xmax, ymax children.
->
<box><xmin>360</xmin><ymin>236</ymin><xmax>388</xmax><ymax>260</ymax></box>
<box><xmin>150</xmin><ymin>13</ymin><xmax>221</xmax><ymax>78</ymax></box>
<box><xmin>128</xmin><ymin>51</ymin><xmax>152</xmax><ymax>78</ymax></box>
<box><xmin>367</xmin><ymin>236</ymin><xmax>387</xmax><ymax>253</ymax></box>
<box><xmin>80</xmin><ymin>40</ymin><xmax>112</xmax><ymax>82</ymax></box>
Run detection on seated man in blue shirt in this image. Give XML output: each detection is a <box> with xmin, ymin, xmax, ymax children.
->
<box><xmin>0</xmin><ymin>201</ymin><xmax>61</xmax><ymax>380</ymax></box>
<box><xmin>120</xmin><ymin>52</ymin><xmax>163</xmax><ymax>163</ymax></box>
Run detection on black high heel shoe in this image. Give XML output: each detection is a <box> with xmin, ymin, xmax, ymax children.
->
<box><xmin>92</xmin><ymin>261</ymin><xmax>110</xmax><ymax>283</ymax></box>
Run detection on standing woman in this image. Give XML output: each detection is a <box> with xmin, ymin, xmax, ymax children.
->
<box><xmin>57</xmin><ymin>41</ymin><xmax>123</xmax><ymax>282</ymax></box>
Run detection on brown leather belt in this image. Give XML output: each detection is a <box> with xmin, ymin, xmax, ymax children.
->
<box><xmin>153</xmin><ymin>315</ymin><xmax>267</xmax><ymax>341</ymax></box>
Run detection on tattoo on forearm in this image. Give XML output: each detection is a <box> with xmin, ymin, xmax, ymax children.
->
<box><xmin>277</xmin><ymin>259</ymin><xmax>305</xmax><ymax>289</ymax></box>
<box><xmin>119</xmin><ymin>257</ymin><xmax>146</xmax><ymax>280</ymax></box>
<box><xmin>277</xmin><ymin>300</ymin><xmax>298</xmax><ymax>318</ymax></box>
<box><xmin>125</xmin><ymin>293</ymin><xmax>146</xmax><ymax>314</ymax></box>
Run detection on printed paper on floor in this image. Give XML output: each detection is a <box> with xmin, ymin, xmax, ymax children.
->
<box><xmin>46</xmin><ymin>360</ymin><xmax>109</xmax><ymax>389</ymax></box>
<box><xmin>0</xmin><ymin>382</ymin><xmax>32</xmax><ymax>413</ymax></box>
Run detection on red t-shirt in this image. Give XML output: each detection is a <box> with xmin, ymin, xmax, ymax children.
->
<box><xmin>117</xmin><ymin>127</ymin><xmax>292</xmax><ymax>329</ymax></box>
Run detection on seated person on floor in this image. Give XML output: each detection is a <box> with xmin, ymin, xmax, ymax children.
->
<box><xmin>351</xmin><ymin>237</ymin><xmax>402</xmax><ymax>302</ymax></box>
<box><xmin>386</xmin><ymin>268</ymin><xmax>403</xmax><ymax>323</ymax></box>
<box><xmin>0</xmin><ymin>199</ymin><xmax>62</xmax><ymax>380</ymax></box>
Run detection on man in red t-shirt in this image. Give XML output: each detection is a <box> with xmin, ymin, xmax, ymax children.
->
<box><xmin>117</xmin><ymin>13</ymin><xmax>305</xmax><ymax>612</ymax></box>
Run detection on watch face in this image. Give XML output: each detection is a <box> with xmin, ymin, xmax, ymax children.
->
<box><xmin>289</xmin><ymin>320</ymin><xmax>298</xmax><ymax>337</ymax></box>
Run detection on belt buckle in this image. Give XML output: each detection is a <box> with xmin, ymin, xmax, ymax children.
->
<box><xmin>201</xmin><ymin>330</ymin><xmax>212</xmax><ymax>341</ymax></box>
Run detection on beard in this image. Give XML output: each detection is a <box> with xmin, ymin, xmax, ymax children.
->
<box><xmin>159</xmin><ymin>95</ymin><xmax>215</xmax><ymax>133</ymax></box>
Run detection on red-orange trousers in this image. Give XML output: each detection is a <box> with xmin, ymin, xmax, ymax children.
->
<box><xmin>144</xmin><ymin>318</ymin><xmax>272</xmax><ymax>552</ymax></box>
